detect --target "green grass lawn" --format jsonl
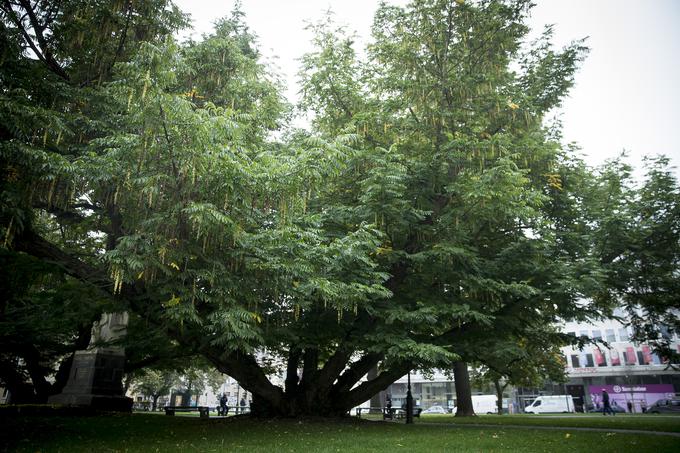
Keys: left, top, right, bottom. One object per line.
{"left": 419, "top": 413, "right": 680, "bottom": 433}
{"left": 1, "top": 413, "right": 678, "bottom": 453}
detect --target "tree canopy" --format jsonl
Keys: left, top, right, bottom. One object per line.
{"left": 1, "top": 0, "right": 678, "bottom": 415}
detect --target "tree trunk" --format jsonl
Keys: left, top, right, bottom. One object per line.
{"left": 152, "top": 394, "right": 159, "bottom": 411}
{"left": 206, "top": 347, "right": 407, "bottom": 418}
{"left": 454, "top": 361, "right": 475, "bottom": 417}
{"left": 0, "top": 360, "right": 37, "bottom": 403}
{"left": 493, "top": 379, "right": 504, "bottom": 415}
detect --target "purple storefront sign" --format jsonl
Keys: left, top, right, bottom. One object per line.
{"left": 588, "top": 384, "right": 675, "bottom": 413}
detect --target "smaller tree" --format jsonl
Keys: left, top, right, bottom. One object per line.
{"left": 131, "top": 369, "right": 178, "bottom": 411}
{"left": 591, "top": 156, "right": 680, "bottom": 365}
{"left": 174, "top": 365, "right": 225, "bottom": 407}
{"left": 473, "top": 330, "right": 568, "bottom": 415}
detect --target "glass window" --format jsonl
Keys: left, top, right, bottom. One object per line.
{"left": 605, "top": 329, "right": 616, "bottom": 342}
{"left": 570, "top": 355, "right": 580, "bottom": 367}
{"left": 584, "top": 354, "right": 595, "bottom": 367}
{"left": 579, "top": 330, "right": 589, "bottom": 338}
{"left": 592, "top": 330, "right": 602, "bottom": 341}
{"left": 618, "top": 328, "right": 629, "bottom": 342}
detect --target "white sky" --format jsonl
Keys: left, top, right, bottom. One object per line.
{"left": 174, "top": 0, "right": 680, "bottom": 175}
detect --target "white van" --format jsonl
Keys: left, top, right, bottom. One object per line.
{"left": 453, "top": 395, "right": 509, "bottom": 415}
{"left": 524, "top": 395, "right": 575, "bottom": 414}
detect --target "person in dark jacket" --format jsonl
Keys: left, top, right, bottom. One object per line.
{"left": 602, "top": 390, "right": 615, "bottom": 416}
{"left": 219, "top": 393, "right": 229, "bottom": 416}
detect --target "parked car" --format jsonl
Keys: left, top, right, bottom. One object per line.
{"left": 647, "top": 399, "right": 680, "bottom": 414}
{"left": 585, "top": 402, "right": 626, "bottom": 413}
{"left": 421, "top": 405, "right": 448, "bottom": 415}
{"left": 524, "top": 395, "right": 575, "bottom": 414}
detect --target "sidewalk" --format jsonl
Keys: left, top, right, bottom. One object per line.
{"left": 419, "top": 422, "right": 680, "bottom": 437}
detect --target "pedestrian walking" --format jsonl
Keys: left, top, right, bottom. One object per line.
{"left": 602, "top": 390, "right": 614, "bottom": 416}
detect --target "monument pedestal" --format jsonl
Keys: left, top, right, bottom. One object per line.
{"left": 48, "top": 313, "right": 132, "bottom": 412}
{"left": 48, "top": 348, "right": 132, "bottom": 411}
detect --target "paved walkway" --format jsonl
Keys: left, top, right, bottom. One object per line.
{"left": 418, "top": 422, "right": 680, "bottom": 437}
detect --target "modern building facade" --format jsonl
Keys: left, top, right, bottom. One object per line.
{"left": 381, "top": 316, "right": 680, "bottom": 413}
{"left": 560, "top": 317, "right": 679, "bottom": 413}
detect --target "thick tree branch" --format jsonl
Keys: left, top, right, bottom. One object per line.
{"left": 284, "top": 347, "right": 301, "bottom": 394}
{"left": 343, "top": 362, "right": 412, "bottom": 411}
{"left": 203, "top": 349, "right": 284, "bottom": 407}
{"left": 13, "top": 229, "right": 111, "bottom": 291}
{"left": 4, "top": 0, "right": 70, "bottom": 80}
{"left": 332, "top": 352, "right": 382, "bottom": 395}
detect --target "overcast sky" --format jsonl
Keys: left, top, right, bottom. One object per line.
{"left": 174, "top": 0, "right": 680, "bottom": 176}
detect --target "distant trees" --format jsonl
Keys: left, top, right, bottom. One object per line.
{"left": 131, "top": 369, "right": 178, "bottom": 411}
{"left": 130, "top": 364, "right": 224, "bottom": 409}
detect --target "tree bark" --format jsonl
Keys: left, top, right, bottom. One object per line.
{"left": 454, "top": 361, "right": 475, "bottom": 417}
{"left": 343, "top": 363, "right": 411, "bottom": 411}
{"left": 493, "top": 379, "right": 508, "bottom": 415}
{"left": 284, "top": 348, "right": 301, "bottom": 394}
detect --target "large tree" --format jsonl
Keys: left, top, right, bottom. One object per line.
{"left": 1, "top": 0, "right": 628, "bottom": 418}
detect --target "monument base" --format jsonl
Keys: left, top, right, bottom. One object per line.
{"left": 48, "top": 393, "right": 133, "bottom": 412}
{"left": 47, "top": 348, "right": 132, "bottom": 412}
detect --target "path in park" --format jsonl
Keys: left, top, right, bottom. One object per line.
{"left": 418, "top": 422, "right": 680, "bottom": 437}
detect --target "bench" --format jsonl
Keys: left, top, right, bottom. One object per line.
{"left": 394, "top": 407, "right": 422, "bottom": 419}
{"left": 217, "top": 405, "right": 251, "bottom": 416}
{"left": 164, "top": 406, "right": 210, "bottom": 419}
{"left": 355, "top": 407, "right": 422, "bottom": 420}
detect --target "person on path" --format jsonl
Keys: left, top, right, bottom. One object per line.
{"left": 219, "top": 393, "right": 228, "bottom": 416}
{"left": 602, "top": 390, "right": 615, "bottom": 416}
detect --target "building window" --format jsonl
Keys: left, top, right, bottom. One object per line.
{"left": 592, "top": 330, "right": 602, "bottom": 341}
{"left": 618, "top": 328, "right": 629, "bottom": 342}
{"left": 570, "top": 355, "right": 580, "bottom": 368}
{"left": 605, "top": 329, "right": 616, "bottom": 342}
{"left": 584, "top": 354, "right": 595, "bottom": 367}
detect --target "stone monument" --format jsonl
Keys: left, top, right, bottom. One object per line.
{"left": 48, "top": 312, "right": 133, "bottom": 411}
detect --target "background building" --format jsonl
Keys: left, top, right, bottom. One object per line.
{"left": 381, "top": 316, "right": 680, "bottom": 413}
{"left": 560, "top": 317, "right": 679, "bottom": 413}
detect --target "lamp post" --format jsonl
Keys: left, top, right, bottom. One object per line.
{"left": 406, "top": 370, "right": 414, "bottom": 424}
